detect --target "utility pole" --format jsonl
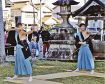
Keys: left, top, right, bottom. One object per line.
{"left": 0, "top": 0, "right": 6, "bottom": 63}
{"left": 40, "top": 0, "right": 42, "bottom": 28}
{"left": 31, "top": 0, "right": 35, "bottom": 25}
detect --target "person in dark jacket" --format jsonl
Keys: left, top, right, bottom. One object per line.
{"left": 39, "top": 26, "right": 51, "bottom": 58}
{"left": 6, "top": 27, "right": 16, "bottom": 56}
{"left": 28, "top": 27, "right": 39, "bottom": 43}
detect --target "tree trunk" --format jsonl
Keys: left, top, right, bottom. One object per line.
{"left": 0, "top": 0, "right": 6, "bottom": 63}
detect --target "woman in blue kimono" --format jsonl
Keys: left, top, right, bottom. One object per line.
{"left": 74, "top": 23, "right": 94, "bottom": 74}
{"left": 8, "top": 23, "right": 34, "bottom": 82}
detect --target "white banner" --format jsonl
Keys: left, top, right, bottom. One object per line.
{"left": 0, "top": 0, "right": 5, "bottom": 63}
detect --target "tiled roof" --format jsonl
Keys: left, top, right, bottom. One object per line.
{"left": 11, "top": 2, "right": 26, "bottom": 10}
{"left": 11, "top": 0, "right": 29, "bottom": 2}
{"left": 73, "top": 0, "right": 105, "bottom": 16}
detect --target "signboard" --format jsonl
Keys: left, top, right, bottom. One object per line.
{"left": 0, "top": 0, "right": 5, "bottom": 63}
{"left": 88, "top": 20, "right": 104, "bottom": 29}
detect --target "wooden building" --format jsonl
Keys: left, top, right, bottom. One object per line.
{"left": 73, "top": 0, "right": 105, "bottom": 59}
{"left": 73, "top": 0, "right": 105, "bottom": 41}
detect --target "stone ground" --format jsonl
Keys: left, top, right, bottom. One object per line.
{"left": 4, "top": 71, "right": 105, "bottom": 84}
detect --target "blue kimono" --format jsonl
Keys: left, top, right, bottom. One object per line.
{"left": 14, "top": 32, "right": 32, "bottom": 75}
{"left": 74, "top": 32, "right": 94, "bottom": 70}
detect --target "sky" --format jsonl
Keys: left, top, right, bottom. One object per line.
{"left": 2, "top": 0, "right": 87, "bottom": 10}
{"left": 9, "top": 0, "right": 87, "bottom": 7}
{"left": 9, "top": 0, "right": 105, "bottom": 6}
